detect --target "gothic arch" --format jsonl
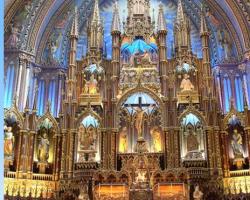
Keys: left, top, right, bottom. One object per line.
{"left": 116, "top": 86, "right": 164, "bottom": 128}
{"left": 222, "top": 106, "right": 245, "bottom": 130}
{"left": 76, "top": 109, "right": 102, "bottom": 128}
{"left": 36, "top": 109, "right": 59, "bottom": 133}
{"left": 178, "top": 105, "right": 207, "bottom": 127}
{"left": 4, "top": 103, "right": 24, "bottom": 129}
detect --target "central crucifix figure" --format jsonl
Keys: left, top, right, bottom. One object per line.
{"left": 124, "top": 96, "right": 155, "bottom": 139}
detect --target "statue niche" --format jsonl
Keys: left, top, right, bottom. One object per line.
{"left": 176, "top": 61, "right": 199, "bottom": 104}
{"left": 77, "top": 115, "right": 100, "bottom": 162}
{"left": 227, "top": 115, "right": 248, "bottom": 170}
{"left": 180, "top": 113, "right": 206, "bottom": 161}
{"left": 118, "top": 92, "right": 162, "bottom": 153}
{"left": 36, "top": 118, "right": 55, "bottom": 174}
{"left": 80, "top": 63, "right": 104, "bottom": 106}
{"left": 4, "top": 112, "right": 21, "bottom": 170}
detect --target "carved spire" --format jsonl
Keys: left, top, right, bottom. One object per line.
{"left": 157, "top": 3, "right": 167, "bottom": 32}
{"left": 176, "top": 0, "right": 185, "bottom": 24}
{"left": 70, "top": 7, "right": 79, "bottom": 38}
{"left": 200, "top": 6, "right": 208, "bottom": 34}
{"left": 92, "top": 0, "right": 101, "bottom": 26}
{"left": 111, "top": 0, "right": 121, "bottom": 32}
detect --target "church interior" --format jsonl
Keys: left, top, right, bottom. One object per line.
{"left": 3, "top": 0, "right": 250, "bottom": 199}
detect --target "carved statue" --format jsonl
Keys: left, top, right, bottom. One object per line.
{"left": 4, "top": 126, "right": 14, "bottom": 158}
{"left": 193, "top": 185, "right": 203, "bottom": 200}
{"left": 150, "top": 127, "right": 162, "bottom": 152}
{"left": 38, "top": 130, "right": 50, "bottom": 162}
{"left": 87, "top": 74, "right": 99, "bottom": 94}
{"left": 141, "top": 51, "right": 151, "bottom": 65}
{"left": 80, "top": 126, "right": 96, "bottom": 150}
{"left": 187, "top": 131, "right": 199, "bottom": 152}
{"left": 78, "top": 185, "right": 89, "bottom": 200}
{"left": 180, "top": 73, "right": 194, "bottom": 92}
{"left": 119, "top": 127, "right": 128, "bottom": 153}
{"left": 231, "top": 129, "right": 244, "bottom": 158}
{"left": 5, "top": 24, "right": 19, "bottom": 48}
{"left": 135, "top": 107, "right": 145, "bottom": 139}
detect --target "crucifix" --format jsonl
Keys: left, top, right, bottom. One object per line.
{"left": 123, "top": 96, "right": 155, "bottom": 139}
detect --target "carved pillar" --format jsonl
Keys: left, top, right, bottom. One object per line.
{"left": 173, "top": 127, "right": 180, "bottom": 167}
{"left": 111, "top": 130, "right": 117, "bottom": 170}
{"left": 244, "top": 127, "right": 250, "bottom": 170}
{"left": 206, "top": 127, "right": 214, "bottom": 175}
{"left": 27, "top": 130, "right": 36, "bottom": 179}
{"left": 166, "top": 128, "right": 174, "bottom": 168}
{"left": 214, "top": 127, "right": 223, "bottom": 175}
{"left": 221, "top": 130, "right": 230, "bottom": 177}
{"left": 52, "top": 131, "right": 61, "bottom": 181}
{"left": 68, "top": 129, "right": 76, "bottom": 178}
{"left": 16, "top": 130, "right": 24, "bottom": 178}
{"left": 60, "top": 131, "right": 66, "bottom": 178}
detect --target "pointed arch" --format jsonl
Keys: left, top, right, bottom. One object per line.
{"left": 178, "top": 105, "right": 207, "bottom": 127}
{"left": 37, "top": 110, "right": 59, "bottom": 132}
{"left": 4, "top": 105, "right": 24, "bottom": 129}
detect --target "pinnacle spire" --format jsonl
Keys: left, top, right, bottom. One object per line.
{"left": 70, "top": 7, "right": 79, "bottom": 37}
{"left": 176, "top": 0, "right": 185, "bottom": 23}
{"left": 92, "top": 0, "right": 101, "bottom": 25}
{"left": 200, "top": 6, "right": 208, "bottom": 34}
{"left": 157, "top": 3, "right": 167, "bottom": 32}
{"left": 111, "top": 0, "right": 121, "bottom": 32}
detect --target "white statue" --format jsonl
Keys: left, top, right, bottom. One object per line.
{"left": 180, "top": 74, "right": 194, "bottom": 92}
{"left": 231, "top": 129, "right": 244, "bottom": 158}
{"left": 193, "top": 185, "right": 203, "bottom": 200}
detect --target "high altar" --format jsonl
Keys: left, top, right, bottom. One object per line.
{"left": 3, "top": 0, "right": 250, "bottom": 199}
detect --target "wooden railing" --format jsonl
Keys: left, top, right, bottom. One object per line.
{"left": 229, "top": 170, "right": 250, "bottom": 177}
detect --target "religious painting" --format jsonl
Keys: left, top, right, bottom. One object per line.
{"left": 4, "top": 0, "right": 32, "bottom": 48}
{"left": 77, "top": 115, "right": 100, "bottom": 162}
{"left": 180, "top": 113, "right": 206, "bottom": 161}
{"left": 119, "top": 92, "right": 162, "bottom": 153}
{"left": 227, "top": 115, "right": 248, "bottom": 170}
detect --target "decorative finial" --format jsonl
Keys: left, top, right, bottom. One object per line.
{"left": 111, "top": 0, "right": 121, "bottom": 32}
{"left": 70, "top": 6, "right": 79, "bottom": 37}
{"left": 157, "top": 2, "right": 167, "bottom": 32}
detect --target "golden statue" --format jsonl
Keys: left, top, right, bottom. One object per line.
{"left": 150, "top": 127, "right": 162, "bottom": 152}
{"left": 119, "top": 127, "right": 128, "bottom": 153}
{"left": 180, "top": 73, "right": 194, "bottom": 92}
{"left": 4, "top": 126, "right": 14, "bottom": 158}
{"left": 135, "top": 107, "right": 145, "bottom": 139}
{"left": 38, "top": 130, "right": 50, "bottom": 162}
{"left": 231, "top": 129, "right": 244, "bottom": 158}
{"left": 84, "top": 74, "right": 99, "bottom": 94}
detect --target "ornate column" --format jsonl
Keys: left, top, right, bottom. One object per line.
{"left": 214, "top": 127, "right": 223, "bottom": 175}
{"left": 27, "top": 130, "right": 36, "bottom": 179}
{"left": 244, "top": 127, "right": 250, "bottom": 170}
{"left": 16, "top": 129, "right": 24, "bottom": 178}
{"left": 60, "top": 130, "right": 66, "bottom": 178}
{"left": 221, "top": 130, "right": 230, "bottom": 177}
{"left": 206, "top": 127, "right": 215, "bottom": 175}
{"left": 173, "top": 127, "right": 180, "bottom": 167}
